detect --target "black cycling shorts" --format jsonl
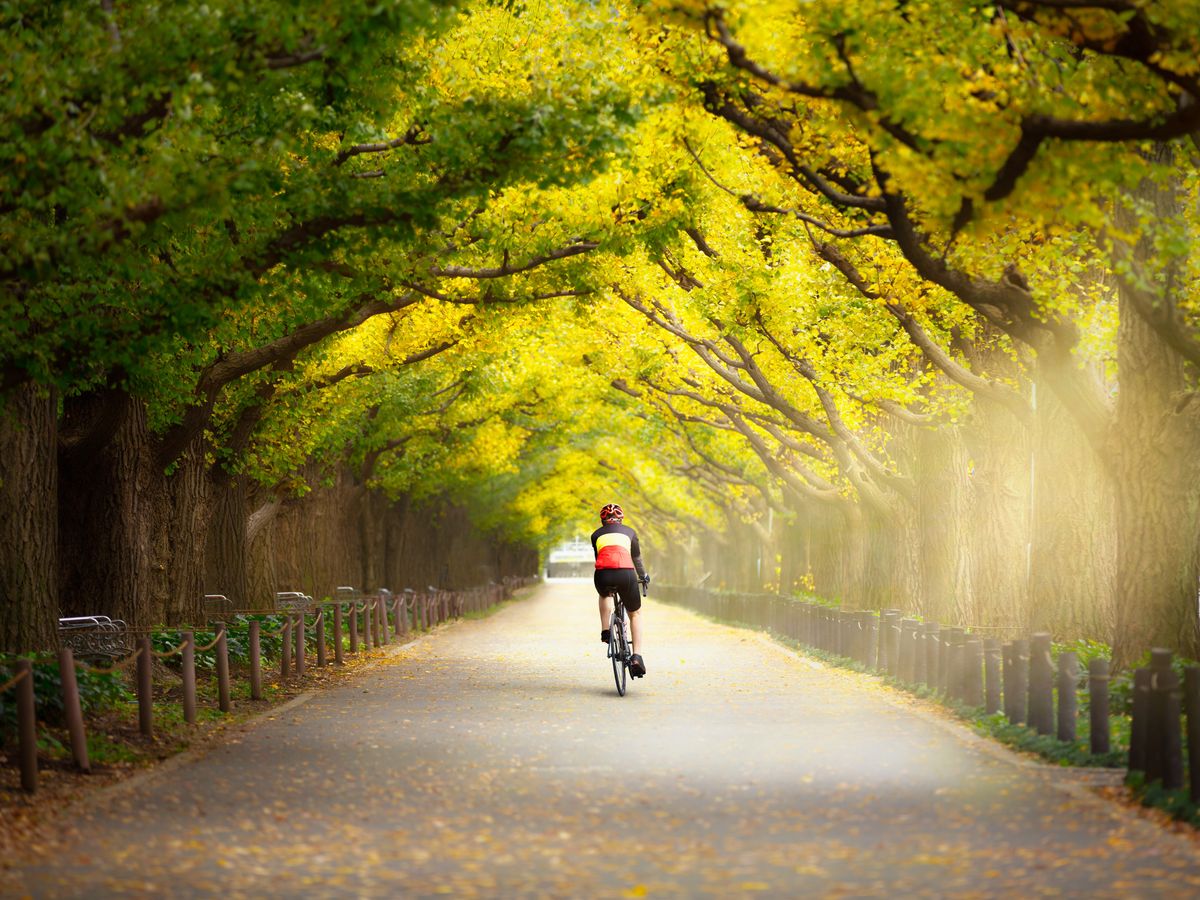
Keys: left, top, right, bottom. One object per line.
{"left": 594, "top": 568, "right": 642, "bottom": 612}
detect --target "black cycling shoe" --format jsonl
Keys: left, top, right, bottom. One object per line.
{"left": 601, "top": 629, "right": 611, "bottom": 643}
{"left": 629, "top": 654, "right": 646, "bottom": 677}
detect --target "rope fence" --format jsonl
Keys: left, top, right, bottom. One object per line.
{"left": 657, "top": 584, "right": 1200, "bottom": 807}
{"left": 1, "top": 576, "right": 535, "bottom": 794}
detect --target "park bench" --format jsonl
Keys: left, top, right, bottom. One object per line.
{"left": 204, "top": 594, "right": 233, "bottom": 620}
{"left": 58, "top": 615, "right": 131, "bottom": 660}
{"left": 275, "top": 591, "right": 314, "bottom": 612}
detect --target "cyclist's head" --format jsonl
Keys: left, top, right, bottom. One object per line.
{"left": 599, "top": 503, "right": 624, "bottom": 524}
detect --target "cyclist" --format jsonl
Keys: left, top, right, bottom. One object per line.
{"left": 591, "top": 503, "right": 649, "bottom": 677}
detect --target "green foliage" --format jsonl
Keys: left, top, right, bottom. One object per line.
{"left": 0, "top": 655, "right": 132, "bottom": 741}
{"left": 971, "top": 711, "right": 1126, "bottom": 769}
{"left": 1127, "top": 771, "right": 1200, "bottom": 829}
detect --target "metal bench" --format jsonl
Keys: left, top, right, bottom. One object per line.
{"left": 58, "top": 615, "right": 131, "bottom": 660}
{"left": 275, "top": 591, "right": 314, "bottom": 612}
{"left": 204, "top": 594, "right": 233, "bottom": 620}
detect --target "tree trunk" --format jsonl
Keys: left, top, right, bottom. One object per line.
{"left": 164, "top": 440, "right": 213, "bottom": 623}
{"left": 961, "top": 339, "right": 1032, "bottom": 632}
{"left": 58, "top": 390, "right": 210, "bottom": 627}
{"left": 913, "top": 423, "right": 971, "bottom": 624}
{"left": 1112, "top": 277, "right": 1200, "bottom": 663}
{"left": 205, "top": 476, "right": 251, "bottom": 607}
{"left": 59, "top": 392, "right": 163, "bottom": 624}
{"left": 1029, "top": 379, "right": 1117, "bottom": 641}
{"left": 0, "top": 384, "right": 60, "bottom": 652}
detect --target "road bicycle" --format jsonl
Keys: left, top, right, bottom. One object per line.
{"left": 604, "top": 578, "right": 647, "bottom": 697}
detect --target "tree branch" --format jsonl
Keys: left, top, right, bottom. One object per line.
{"left": 430, "top": 240, "right": 598, "bottom": 279}
{"left": 334, "top": 125, "right": 431, "bottom": 166}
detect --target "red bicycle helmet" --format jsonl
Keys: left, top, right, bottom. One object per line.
{"left": 599, "top": 503, "right": 623, "bottom": 523}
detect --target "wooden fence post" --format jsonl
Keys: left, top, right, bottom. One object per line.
{"left": 866, "top": 613, "right": 879, "bottom": 670}
{"left": 58, "top": 647, "right": 90, "bottom": 773}
{"left": 362, "top": 599, "right": 373, "bottom": 650}
{"left": 16, "top": 659, "right": 38, "bottom": 793}
{"left": 1009, "top": 639, "right": 1029, "bottom": 725}
{"left": 249, "top": 621, "right": 263, "bottom": 701}
{"left": 849, "top": 611, "right": 864, "bottom": 665}
{"left": 1129, "top": 668, "right": 1150, "bottom": 774}
{"left": 1089, "top": 658, "right": 1110, "bottom": 755}
{"left": 924, "top": 624, "right": 940, "bottom": 688}
{"left": 137, "top": 635, "right": 153, "bottom": 737}
{"left": 348, "top": 603, "right": 359, "bottom": 654}
{"left": 281, "top": 616, "right": 292, "bottom": 680}
{"left": 216, "top": 628, "right": 231, "bottom": 713}
{"left": 913, "top": 623, "right": 928, "bottom": 686}
{"left": 936, "top": 627, "right": 953, "bottom": 695}
{"left": 1146, "top": 648, "right": 1183, "bottom": 789}
{"left": 984, "top": 639, "right": 1002, "bottom": 715}
{"left": 898, "top": 619, "right": 917, "bottom": 684}
{"left": 1027, "top": 633, "right": 1054, "bottom": 735}
{"left": 1056, "top": 650, "right": 1078, "bottom": 743}
{"left": 882, "top": 610, "right": 901, "bottom": 677}
{"left": 380, "top": 597, "right": 390, "bottom": 645}
{"left": 316, "top": 608, "right": 327, "bottom": 667}
{"left": 964, "top": 638, "right": 984, "bottom": 707}
{"left": 1002, "top": 642, "right": 1015, "bottom": 719}
{"left": 1185, "top": 667, "right": 1200, "bottom": 803}
{"left": 945, "top": 628, "right": 964, "bottom": 700}
{"left": 334, "top": 604, "right": 345, "bottom": 665}
{"left": 295, "top": 613, "right": 306, "bottom": 678}
{"left": 182, "top": 630, "right": 197, "bottom": 723}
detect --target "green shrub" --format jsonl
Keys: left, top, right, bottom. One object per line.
{"left": 0, "top": 654, "right": 131, "bottom": 741}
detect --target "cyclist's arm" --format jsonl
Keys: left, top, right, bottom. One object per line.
{"left": 630, "top": 533, "right": 647, "bottom": 582}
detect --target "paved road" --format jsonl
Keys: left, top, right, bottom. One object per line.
{"left": 9, "top": 582, "right": 1200, "bottom": 897}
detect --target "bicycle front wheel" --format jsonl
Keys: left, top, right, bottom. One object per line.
{"left": 610, "top": 625, "right": 627, "bottom": 696}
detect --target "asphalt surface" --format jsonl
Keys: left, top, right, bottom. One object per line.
{"left": 8, "top": 581, "right": 1200, "bottom": 898}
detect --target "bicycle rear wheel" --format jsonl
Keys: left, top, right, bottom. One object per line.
{"left": 610, "top": 614, "right": 627, "bottom": 696}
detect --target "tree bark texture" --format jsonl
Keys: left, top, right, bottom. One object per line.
{"left": 58, "top": 391, "right": 213, "bottom": 626}
{"left": 1028, "top": 378, "right": 1117, "bottom": 641}
{"left": 1112, "top": 281, "right": 1200, "bottom": 663}
{"left": 0, "top": 385, "right": 60, "bottom": 652}
{"left": 962, "top": 340, "right": 1032, "bottom": 633}
{"left": 912, "top": 423, "right": 971, "bottom": 624}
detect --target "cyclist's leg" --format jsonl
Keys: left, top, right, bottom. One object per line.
{"left": 599, "top": 593, "right": 613, "bottom": 631}
{"left": 619, "top": 569, "right": 645, "bottom": 671}
{"left": 594, "top": 570, "right": 615, "bottom": 638}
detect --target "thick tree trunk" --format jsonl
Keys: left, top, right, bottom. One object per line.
{"left": 205, "top": 476, "right": 251, "bottom": 607}
{"left": 1112, "top": 291, "right": 1200, "bottom": 664}
{"left": 961, "top": 340, "right": 1032, "bottom": 633}
{"left": 0, "top": 384, "right": 60, "bottom": 652}
{"left": 59, "top": 392, "right": 163, "bottom": 624}
{"left": 1028, "top": 379, "right": 1117, "bottom": 641}
{"left": 913, "top": 423, "right": 971, "bottom": 624}
{"left": 245, "top": 493, "right": 283, "bottom": 608}
{"left": 164, "top": 441, "right": 213, "bottom": 623}
{"left": 58, "top": 390, "right": 211, "bottom": 627}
